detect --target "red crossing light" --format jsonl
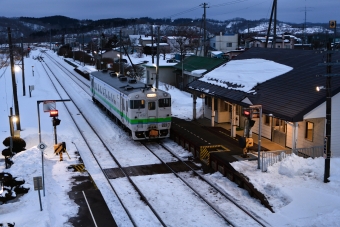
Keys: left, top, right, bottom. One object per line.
{"left": 243, "top": 108, "right": 251, "bottom": 117}
{"left": 50, "top": 110, "right": 59, "bottom": 117}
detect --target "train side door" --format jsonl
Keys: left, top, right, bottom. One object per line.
{"left": 120, "top": 94, "right": 125, "bottom": 123}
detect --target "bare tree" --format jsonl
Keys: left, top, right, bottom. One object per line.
{"left": 159, "top": 45, "right": 170, "bottom": 60}
{"left": 168, "top": 25, "right": 200, "bottom": 60}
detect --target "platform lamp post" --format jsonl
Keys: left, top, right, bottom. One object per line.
{"left": 250, "top": 105, "right": 262, "bottom": 170}
{"left": 8, "top": 27, "right": 21, "bottom": 130}
{"left": 8, "top": 108, "right": 18, "bottom": 138}
{"left": 317, "top": 39, "right": 340, "bottom": 183}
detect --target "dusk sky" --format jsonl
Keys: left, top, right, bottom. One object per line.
{"left": 1, "top": 0, "right": 339, "bottom": 24}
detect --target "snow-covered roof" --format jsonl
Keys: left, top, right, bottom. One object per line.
{"left": 199, "top": 59, "right": 293, "bottom": 92}
{"left": 211, "top": 51, "right": 223, "bottom": 55}
{"left": 191, "top": 69, "right": 207, "bottom": 77}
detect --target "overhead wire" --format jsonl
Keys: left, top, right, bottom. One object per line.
{"left": 211, "top": 0, "right": 271, "bottom": 18}
{"left": 168, "top": 6, "right": 202, "bottom": 19}
{"left": 166, "top": 0, "right": 273, "bottom": 22}
{"left": 167, "top": 0, "right": 250, "bottom": 19}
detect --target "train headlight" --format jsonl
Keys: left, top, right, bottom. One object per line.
{"left": 163, "top": 93, "right": 168, "bottom": 97}
{"left": 135, "top": 95, "right": 139, "bottom": 98}
{"left": 147, "top": 93, "right": 157, "bottom": 98}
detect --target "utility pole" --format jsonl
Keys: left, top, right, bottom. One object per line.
{"left": 265, "top": 0, "right": 277, "bottom": 48}
{"left": 151, "top": 25, "right": 154, "bottom": 64}
{"left": 323, "top": 42, "right": 332, "bottom": 183}
{"left": 50, "top": 28, "right": 52, "bottom": 50}
{"left": 119, "top": 29, "right": 122, "bottom": 74}
{"left": 8, "top": 27, "right": 21, "bottom": 130}
{"left": 201, "top": 3, "right": 209, "bottom": 56}
{"left": 317, "top": 37, "right": 340, "bottom": 183}
{"left": 155, "top": 25, "right": 160, "bottom": 89}
{"left": 82, "top": 34, "right": 85, "bottom": 66}
{"left": 21, "top": 34, "right": 26, "bottom": 96}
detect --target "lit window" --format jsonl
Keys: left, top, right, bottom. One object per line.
{"left": 305, "top": 121, "right": 314, "bottom": 141}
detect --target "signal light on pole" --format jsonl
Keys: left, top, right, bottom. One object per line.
{"left": 52, "top": 118, "right": 61, "bottom": 126}
{"left": 329, "top": 20, "right": 336, "bottom": 29}
{"left": 50, "top": 110, "right": 58, "bottom": 117}
{"left": 243, "top": 110, "right": 251, "bottom": 117}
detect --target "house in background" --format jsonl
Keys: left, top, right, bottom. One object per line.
{"left": 209, "top": 33, "right": 239, "bottom": 53}
{"left": 142, "top": 58, "right": 178, "bottom": 86}
{"left": 245, "top": 34, "right": 301, "bottom": 49}
{"left": 186, "top": 47, "right": 340, "bottom": 157}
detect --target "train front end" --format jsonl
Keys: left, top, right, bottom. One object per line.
{"left": 129, "top": 87, "right": 171, "bottom": 140}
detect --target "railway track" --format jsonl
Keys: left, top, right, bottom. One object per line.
{"left": 41, "top": 51, "right": 254, "bottom": 226}
{"left": 40, "top": 51, "right": 165, "bottom": 226}
{"left": 142, "top": 141, "right": 269, "bottom": 227}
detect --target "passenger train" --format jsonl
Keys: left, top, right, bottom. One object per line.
{"left": 90, "top": 70, "right": 171, "bottom": 140}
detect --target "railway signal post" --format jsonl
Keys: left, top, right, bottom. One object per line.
{"left": 49, "top": 110, "right": 61, "bottom": 144}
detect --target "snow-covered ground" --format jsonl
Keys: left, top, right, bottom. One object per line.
{"left": 1, "top": 47, "right": 340, "bottom": 227}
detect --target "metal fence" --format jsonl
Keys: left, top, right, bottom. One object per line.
{"left": 261, "top": 146, "right": 323, "bottom": 172}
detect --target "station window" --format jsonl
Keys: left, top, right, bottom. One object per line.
{"left": 159, "top": 98, "right": 171, "bottom": 107}
{"left": 205, "top": 96, "right": 211, "bottom": 108}
{"left": 305, "top": 121, "right": 314, "bottom": 141}
{"left": 220, "top": 101, "right": 228, "bottom": 112}
{"left": 130, "top": 100, "right": 145, "bottom": 109}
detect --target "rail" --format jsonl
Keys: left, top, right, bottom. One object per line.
{"left": 261, "top": 146, "right": 323, "bottom": 172}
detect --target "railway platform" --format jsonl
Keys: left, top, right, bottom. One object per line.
{"left": 67, "top": 175, "right": 117, "bottom": 227}
{"left": 171, "top": 117, "right": 285, "bottom": 164}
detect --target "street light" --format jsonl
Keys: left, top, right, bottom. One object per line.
{"left": 316, "top": 86, "right": 325, "bottom": 91}
{"left": 8, "top": 27, "right": 21, "bottom": 130}
{"left": 8, "top": 114, "right": 18, "bottom": 137}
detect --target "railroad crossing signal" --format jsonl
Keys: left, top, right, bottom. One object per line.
{"left": 329, "top": 20, "right": 336, "bottom": 29}
{"left": 49, "top": 110, "right": 58, "bottom": 117}
{"left": 52, "top": 118, "right": 61, "bottom": 126}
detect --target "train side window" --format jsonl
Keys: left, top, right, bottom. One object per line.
{"left": 148, "top": 102, "right": 156, "bottom": 110}
{"left": 159, "top": 98, "right": 171, "bottom": 107}
{"left": 130, "top": 100, "right": 145, "bottom": 109}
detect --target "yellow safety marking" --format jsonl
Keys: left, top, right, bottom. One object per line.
{"left": 200, "top": 145, "right": 230, "bottom": 165}
{"left": 89, "top": 175, "right": 98, "bottom": 190}
{"left": 54, "top": 143, "right": 63, "bottom": 154}
{"left": 72, "top": 164, "right": 85, "bottom": 172}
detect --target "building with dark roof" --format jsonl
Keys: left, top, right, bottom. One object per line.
{"left": 186, "top": 47, "right": 340, "bottom": 156}
{"left": 173, "top": 55, "right": 227, "bottom": 90}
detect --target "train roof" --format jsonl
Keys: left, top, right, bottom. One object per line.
{"left": 91, "top": 70, "right": 160, "bottom": 95}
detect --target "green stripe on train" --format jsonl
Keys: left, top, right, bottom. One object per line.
{"left": 92, "top": 91, "right": 171, "bottom": 124}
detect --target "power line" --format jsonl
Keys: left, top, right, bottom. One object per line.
{"left": 212, "top": 0, "right": 271, "bottom": 18}
{"left": 167, "top": 0, "right": 252, "bottom": 20}
{"left": 168, "top": 6, "right": 202, "bottom": 19}
{"left": 209, "top": 0, "right": 249, "bottom": 8}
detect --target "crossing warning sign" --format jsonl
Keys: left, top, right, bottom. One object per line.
{"left": 43, "top": 101, "right": 56, "bottom": 112}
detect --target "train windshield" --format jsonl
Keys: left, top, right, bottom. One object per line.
{"left": 159, "top": 98, "right": 171, "bottom": 107}
{"left": 148, "top": 102, "right": 156, "bottom": 110}
{"left": 130, "top": 100, "right": 145, "bottom": 109}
